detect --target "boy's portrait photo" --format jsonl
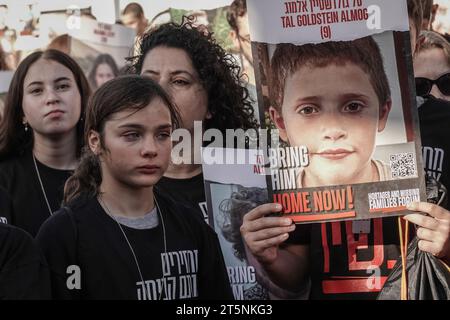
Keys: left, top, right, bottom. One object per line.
{"left": 255, "top": 32, "right": 419, "bottom": 189}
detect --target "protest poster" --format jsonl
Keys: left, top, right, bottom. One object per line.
{"left": 39, "top": 13, "right": 135, "bottom": 90}
{"left": 68, "top": 19, "right": 135, "bottom": 90}
{"left": 202, "top": 147, "right": 309, "bottom": 299}
{"left": 248, "top": 0, "right": 426, "bottom": 223}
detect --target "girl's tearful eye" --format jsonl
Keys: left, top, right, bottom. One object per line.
{"left": 123, "top": 132, "right": 141, "bottom": 141}
{"left": 156, "top": 132, "right": 171, "bottom": 141}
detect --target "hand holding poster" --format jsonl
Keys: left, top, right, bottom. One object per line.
{"left": 248, "top": 0, "right": 426, "bottom": 223}
{"left": 202, "top": 147, "right": 310, "bottom": 300}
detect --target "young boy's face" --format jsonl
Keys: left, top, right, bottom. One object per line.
{"left": 270, "top": 63, "right": 391, "bottom": 187}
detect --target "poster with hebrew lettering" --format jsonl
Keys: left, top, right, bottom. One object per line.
{"left": 39, "top": 14, "right": 135, "bottom": 91}
{"left": 68, "top": 19, "right": 135, "bottom": 91}
{"left": 247, "top": 0, "right": 426, "bottom": 223}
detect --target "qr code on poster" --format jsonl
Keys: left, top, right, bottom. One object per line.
{"left": 389, "top": 153, "right": 417, "bottom": 179}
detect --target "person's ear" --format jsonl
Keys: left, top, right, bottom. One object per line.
{"left": 378, "top": 99, "right": 392, "bottom": 132}
{"left": 269, "top": 106, "right": 288, "bottom": 142}
{"left": 88, "top": 130, "right": 101, "bottom": 155}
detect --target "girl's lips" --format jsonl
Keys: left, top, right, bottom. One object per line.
{"left": 138, "top": 165, "right": 160, "bottom": 169}
{"left": 45, "top": 110, "right": 65, "bottom": 118}
{"left": 136, "top": 165, "right": 160, "bottom": 174}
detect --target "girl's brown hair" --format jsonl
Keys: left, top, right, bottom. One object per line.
{"left": 63, "top": 75, "right": 180, "bottom": 204}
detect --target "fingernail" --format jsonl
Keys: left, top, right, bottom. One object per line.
{"left": 283, "top": 219, "right": 292, "bottom": 226}
{"left": 275, "top": 204, "right": 283, "bottom": 210}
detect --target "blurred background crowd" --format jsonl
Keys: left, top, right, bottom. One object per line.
{"left": 0, "top": 0, "right": 256, "bottom": 116}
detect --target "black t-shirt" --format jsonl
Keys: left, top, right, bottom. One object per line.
{"left": 0, "top": 149, "right": 72, "bottom": 236}
{"left": 0, "top": 223, "right": 51, "bottom": 299}
{"left": 287, "top": 217, "right": 407, "bottom": 300}
{"left": 157, "top": 173, "right": 208, "bottom": 223}
{"left": 419, "top": 97, "right": 450, "bottom": 200}
{"left": 0, "top": 186, "right": 13, "bottom": 225}
{"left": 36, "top": 192, "right": 233, "bottom": 300}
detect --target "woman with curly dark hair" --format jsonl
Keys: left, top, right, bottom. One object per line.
{"left": 129, "top": 17, "right": 258, "bottom": 222}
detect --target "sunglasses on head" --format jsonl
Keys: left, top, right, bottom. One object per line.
{"left": 415, "top": 73, "right": 450, "bottom": 97}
